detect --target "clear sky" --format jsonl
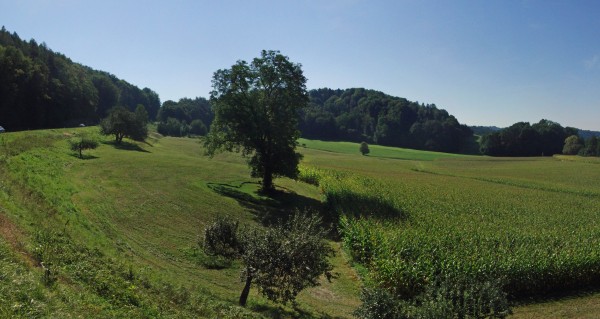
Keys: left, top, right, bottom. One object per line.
{"left": 1, "top": 0, "right": 599, "bottom": 130}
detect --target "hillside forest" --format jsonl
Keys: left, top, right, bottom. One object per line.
{"left": 1, "top": 26, "right": 599, "bottom": 157}
{"left": 0, "top": 27, "right": 160, "bottom": 131}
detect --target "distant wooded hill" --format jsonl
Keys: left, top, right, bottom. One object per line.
{"left": 470, "top": 126, "right": 501, "bottom": 136}
{"left": 578, "top": 129, "right": 600, "bottom": 139}
{"left": 0, "top": 27, "right": 160, "bottom": 131}
{"left": 299, "top": 88, "right": 473, "bottom": 153}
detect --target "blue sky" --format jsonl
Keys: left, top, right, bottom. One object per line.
{"left": 1, "top": 0, "right": 599, "bottom": 130}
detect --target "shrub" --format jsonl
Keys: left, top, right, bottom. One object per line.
{"left": 202, "top": 217, "right": 244, "bottom": 259}
{"left": 360, "top": 141, "right": 370, "bottom": 155}
{"left": 68, "top": 137, "right": 98, "bottom": 158}
{"left": 189, "top": 119, "right": 207, "bottom": 136}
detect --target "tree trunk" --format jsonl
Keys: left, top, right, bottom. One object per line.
{"left": 261, "top": 172, "right": 273, "bottom": 193}
{"left": 239, "top": 273, "right": 252, "bottom": 307}
{"left": 261, "top": 158, "right": 274, "bottom": 193}
{"left": 78, "top": 147, "right": 82, "bottom": 159}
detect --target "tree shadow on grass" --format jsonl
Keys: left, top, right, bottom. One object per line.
{"left": 512, "top": 283, "right": 600, "bottom": 307}
{"left": 250, "top": 303, "right": 342, "bottom": 319}
{"left": 103, "top": 140, "right": 150, "bottom": 153}
{"left": 206, "top": 181, "right": 338, "bottom": 235}
{"left": 68, "top": 153, "right": 99, "bottom": 160}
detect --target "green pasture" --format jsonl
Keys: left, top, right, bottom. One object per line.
{"left": 0, "top": 130, "right": 599, "bottom": 318}
{"left": 298, "top": 138, "right": 467, "bottom": 161}
{"left": 0, "top": 128, "right": 360, "bottom": 318}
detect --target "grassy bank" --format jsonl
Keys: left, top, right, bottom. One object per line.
{"left": 0, "top": 128, "right": 360, "bottom": 318}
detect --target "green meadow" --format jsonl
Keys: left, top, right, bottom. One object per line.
{"left": 0, "top": 130, "right": 598, "bottom": 318}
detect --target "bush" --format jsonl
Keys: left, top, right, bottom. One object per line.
{"left": 354, "top": 288, "right": 402, "bottom": 319}
{"left": 202, "top": 217, "right": 244, "bottom": 260}
{"left": 189, "top": 119, "right": 207, "bottom": 136}
{"left": 360, "top": 141, "right": 370, "bottom": 155}
{"left": 68, "top": 137, "right": 98, "bottom": 158}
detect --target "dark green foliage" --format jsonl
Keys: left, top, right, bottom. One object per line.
{"left": 299, "top": 88, "right": 473, "bottom": 153}
{"left": 480, "top": 119, "right": 577, "bottom": 156}
{"left": 68, "top": 136, "right": 99, "bottom": 158}
{"left": 355, "top": 275, "right": 511, "bottom": 319}
{"left": 189, "top": 119, "right": 207, "bottom": 135}
{"left": 354, "top": 288, "right": 400, "bottom": 319}
{"left": 581, "top": 135, "right": 599, "bottom": 156}
{"left": 100, "top": 106, "right": 148, "bottom": 143}
{"left": 360, "top": 141, "right": 370, "bottom": 155}
{"left": 0, "top": 27, "right": 160, "bottom": 131}
{"left": 202, "top": 212, "right": 334, "bottom": 307}
{"left": 418, "top": 274, "right": 511, "bottom": 319}
{"left": 157, "top": 97, "right": 213, "bottom": 137}
{"left": 470, "top": 126, "right": 502, "bottom": 136}
{"left": 202, "top": 217, "right": 244, "bottom": 259}
{"left": 562, "top": 135, "right": 584, "bottom": 155}
{"left": 157, "top": 117, "right": 186, "bottom": 137}
{"left": 205, "top": 50, "right": 308, "bottom": 192}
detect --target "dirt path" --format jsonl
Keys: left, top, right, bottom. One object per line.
{"left": 0, "top": 211, "right": 36, "bottom": 267}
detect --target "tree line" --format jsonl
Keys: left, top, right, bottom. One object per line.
{"left": 299, "top": 88, "right": 473, "bottom": 153}
{"left": 0, "top": 26, "right": 160, "bottom": 131}
{"left": 563, "top": 135, "right": 600, "bottom": 156}
{"left": 479, "top": 120, "right": 578, "bottom": 156}
{"left": 156, "top": 97, "right": 213, "bottom": 137}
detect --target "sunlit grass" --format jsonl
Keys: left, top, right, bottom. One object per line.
{"left": 0, "top": 127, "right": 361, "bottom": 318}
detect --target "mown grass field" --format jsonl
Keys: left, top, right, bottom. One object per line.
{"left": 0, "top": 129, "right": 360, "bottom": 318}
{"left": 0, "top": 130, "right": 598, "bottom": 318}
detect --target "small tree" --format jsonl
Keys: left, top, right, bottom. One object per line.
{"left": 562, "top": 135, "right": 583, "bottom": 155}
{"left": 360, "top": 141, "right": 370, "bottom": 155}
{"left": 202, "top": 212, "right": 334, "bottom": 307}
{"left": 100, "top": 106, "right": 148, "bottom": 143}
{"left": 69, "top": 137, "right": 98, "bottom": 159}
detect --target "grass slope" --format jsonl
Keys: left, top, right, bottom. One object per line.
{"left": 0, "top": 128, "right": 360, "bottom": 318}
{"left": 1, "top": 130, "right": 598, "bottom": 318}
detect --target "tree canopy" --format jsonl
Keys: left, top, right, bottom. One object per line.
{"left": 562, "top": 135, "right": 584, "bottom": 155}
{"left": 360, "top": 141, "right": 370, "bottom": 155}
{"left": 100, "top": 106, "right": 148, "bottom": 143}
{"left": 0, "top": 27, "right": 160, "bottom": 131}
{"left": 205, "top": 50, "right": 308, "bottom": 192}
{"left": 299, "top": 88, "right": 473, "bottom": 153}
{"left": 157, "top": 97, "right": 213, "bottom": 137}
{"left": 480, "top": 119, "right": 577, "bottom": 156}
{"left": 68, "top": 136, "right": 99, "bottom": 159}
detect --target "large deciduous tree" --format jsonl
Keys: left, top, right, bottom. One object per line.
{"left": 100, "top": 106, "right": 147, "bottom": 143}
{"left": 205, "top": 50, "right": 309, "bottom": 192}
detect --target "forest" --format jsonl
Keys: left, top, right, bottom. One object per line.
{"left": 1, "top": 26, "right": 598, "bottom": 158}
{"left": 299, "top": 88, "right": 474, "bottom": 153}
{"left": 0, "top": 27, "right": 160, "bottom": 131}
{"left": 478, "top": 120, "right": 576, "bottom": 156}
